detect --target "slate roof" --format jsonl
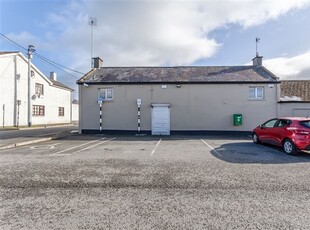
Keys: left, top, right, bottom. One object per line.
{"left": 77, "top": 66, "right": 279, "bottom": 84}
{"left": 280, "top": 80, "right": 310, "bottom": 102}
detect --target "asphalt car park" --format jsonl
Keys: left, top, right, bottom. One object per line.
{"left": 1, "top": 134, "right": 310, "bottom": 229}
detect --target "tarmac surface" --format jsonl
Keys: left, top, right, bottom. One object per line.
{"left": 1, "top": 133, "right": 310, "bottom": 229}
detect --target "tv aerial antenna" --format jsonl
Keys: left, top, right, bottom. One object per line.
{"left": 255, "top": 37, "right": 260, "bottom": 57}
{"left": 88, "top": 16, "right": 97, "bottom": 68}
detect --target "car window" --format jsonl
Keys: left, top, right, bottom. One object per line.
{"left": 263, "top": 119, "right": 278, "bottom": 128}
{"left": 277, "top": 119, "right": 290, "bottom": 127}
{"left": 300, "top": 120, "right": 310, "bottom": 128}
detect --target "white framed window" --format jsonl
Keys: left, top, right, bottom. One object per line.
{"left": 249, "top": 86, "right": 264, "bottom": 100}
{"left": 98, "top": 88, "right": 113, "bottom": 101}
{"left": 35, "top": 83, "right": 44, "bottom": 95}
{"left": 58, "top": 107, "right": 64, "bottom": 116}
{"left": 32, "top": 105, "right": 45, "bottom": 116}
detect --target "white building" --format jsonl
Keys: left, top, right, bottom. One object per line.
{"left": 0, "top": 52, "right": 74, "bottom": 127}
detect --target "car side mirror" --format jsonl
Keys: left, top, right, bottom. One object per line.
{"left": 259, "top": 124, "right": 264, "bottom": 129}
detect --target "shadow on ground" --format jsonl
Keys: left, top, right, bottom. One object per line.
{"left": 211, "top": 141, "right": 310, "bottom": 164}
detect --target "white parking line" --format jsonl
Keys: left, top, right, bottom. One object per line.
{"left": 31, "top": 143, "right": 62, "bottom": 150}
{"left": 151, "top": 138, "right": 162, "bottom": 156}
{"left": 50, "top": 137, "right": 106, "bottom": 156}
{"left": 201, "top": 139, "right": 223, "bottom": 157}
{"left": 74, "top": 137, "right": 116, "bottom": 153}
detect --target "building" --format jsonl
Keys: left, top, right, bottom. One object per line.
{"left": 279, "top": 80, "right": 310, "bottom": 117}
{"left": 72, "top": 99, "right": 79, "bottom": 122}
{"left": 0, "top": 52, "right": 74, "bottom": 127}
{"left": 77, "top": 56, "right": 281, "bottom": 135}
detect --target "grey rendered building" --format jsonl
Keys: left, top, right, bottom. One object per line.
{"left": 77, "top": 56, "right": 280, "bottom": 135}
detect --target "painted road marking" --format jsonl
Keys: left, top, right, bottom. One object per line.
{"left": 151, "top": 138, "right": 162, "bottom": 156}
{"left": 50, "top": 137, "right": 106, "bottom": 156}
{"left": 31, "top": 143, "right": 61, "bottom": 150}
{"left": 201, "top": 139, "right": 223, "bottom": 158}
{"left": 74, "top": 137, "right": 116, "bottom": 153}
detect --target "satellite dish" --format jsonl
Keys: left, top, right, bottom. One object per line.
{"left": 31, "top": 95, "right": 37, "bottom": 100}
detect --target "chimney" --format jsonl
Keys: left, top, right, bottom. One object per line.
{"left": 252, "top": 55, "right": 263, "bottom": 66}
{"left": 50, "top": 71, "right": 57, "bottom": 81}
{"left": 92, "top": 57, "right": 103, "bottom": 68}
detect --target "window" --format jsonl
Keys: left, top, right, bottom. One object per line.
{"left": 300, "top": 120, "right": 310, "bottom": 128}
{"left": 263, "top": 119, "right": 277, "bottom": 128}
{"left": 33, "top": 105, "right": 45, "bottom": 116}
{"left": 249, "top": 86, "right": 264, "bottom": 99}
{"left": 277, "top": 119, "right": 291, "bottom": 127}
{"left": 98, "top": 88, "right": 113, "bottom": 101}
{"left": 59, "top": 107, "right": 64, "bottom": 116}
{"left": 35, "top": 83, "right": 44, "bottom": 95}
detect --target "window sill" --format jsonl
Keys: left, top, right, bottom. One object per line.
{"left": 101, "top": 99, "right": 113, "bottom": 103}
{"left": 248, "top": 98, "right": 266, "bottom": 101}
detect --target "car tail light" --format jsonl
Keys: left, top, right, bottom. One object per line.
{"left": 294, "top": 130, "right": 310, "bottom": 135}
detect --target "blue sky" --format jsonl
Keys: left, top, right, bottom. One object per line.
{"left": 1, "top": 0, "right": 310, "bottom": 93}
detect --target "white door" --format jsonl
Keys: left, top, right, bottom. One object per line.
{"left": 152, "top": 104, "right": 170, "bottom": 135}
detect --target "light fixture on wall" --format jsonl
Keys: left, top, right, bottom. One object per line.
{"left": 83, "top": 83, "right": 89, "bottom": 87}
{"left": 176, "top": 84, "right": 181, "bottom": 88}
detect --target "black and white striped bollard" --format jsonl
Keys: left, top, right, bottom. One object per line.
{"left": 99, "top": 100, "right": 103, "bottom": 131}
{"left": 137, "top": 99, "right": 142, "bottom": 132}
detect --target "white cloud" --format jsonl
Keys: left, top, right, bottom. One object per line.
{"left": 6, "top": 32, "right": 42, "bottom": 50}
{"left": 6, "top": 0, "right": 310, "bottom": 71}
{"left": 264, "top": 51, "right": 310, "bottom": 80}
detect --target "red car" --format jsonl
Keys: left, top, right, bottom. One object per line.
{"left": 252, "top": 117, "right": 310, "bottom": 155}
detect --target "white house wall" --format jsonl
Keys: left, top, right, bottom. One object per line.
{"left": 79, "top": 84, "right": 278, "bottom": 132}
{"left": 31, "top": 85, "right": 72, "bottom": 125}
{"left": 0, "top": 53, "right": 72, "bottom": 127}
{"left": 72, "top": 103, "right": 79, "bottom": 121}
{"left": 0, "top": 55, "right": 16, "bottom": 127}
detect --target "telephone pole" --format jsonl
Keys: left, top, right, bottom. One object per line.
{"left": 27, "top": 45, "right": 35, "bottom": 127}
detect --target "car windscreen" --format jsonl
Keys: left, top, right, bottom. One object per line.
{"left": 300, "top": 120, "right": 310, "bottom": 128}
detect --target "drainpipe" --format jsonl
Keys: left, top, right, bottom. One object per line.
{"left": 2, "top": 104, "right": 5, "bottom": 128}
{"left": 276, "top": 80, "right": 280, "bottom": 117}
{"left": 78, "top": 84, "right": 82, "bottom": 134}
{"left": 70, "top": 91, "right": 73, "bottom": 124}
{"left": 14, "top": 55, "right": 17, "bottom": 126}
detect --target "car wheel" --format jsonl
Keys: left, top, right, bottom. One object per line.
{"left": 252, "top": 133, "right": 261, "bottom": 144}
{"left": 283, "top": 139, "right": 298, "bottom": 156}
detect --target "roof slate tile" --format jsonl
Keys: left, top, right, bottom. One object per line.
{"left": 78, "top": 66, "right": 278, "bottom": 84}
{"left": 280, "top": 80, "right": 310, "bottom": 101}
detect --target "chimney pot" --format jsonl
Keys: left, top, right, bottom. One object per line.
{"left": 50, "top": 71, "right": 57, "bottom": 81}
